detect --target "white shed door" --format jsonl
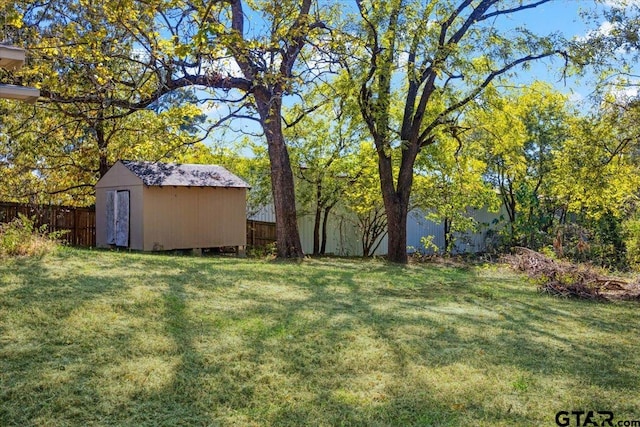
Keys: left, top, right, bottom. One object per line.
{"left": 115, "top": 191, "right": 130, "bottom": 247}
{"left": 106, "top": 190, "right": 130, "bottom": 247}
{"left": 106, "top": 191, "right": 116, "bottom": 244}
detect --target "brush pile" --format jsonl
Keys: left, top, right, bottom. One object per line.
{"left": 503, "top": 247, "right": 640, "bottom": 301}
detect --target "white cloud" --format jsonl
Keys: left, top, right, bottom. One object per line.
{"left": 597, "top": 21, "right": 616, "bottom": 37}
{"left": 610, "top": 84, "right": 640, "bottom": 101}
{"left": 575, "top": 20, "right": 618, "bottom": 42}
{"left": 602, "top": 0, "right": 640, "bottom": 8}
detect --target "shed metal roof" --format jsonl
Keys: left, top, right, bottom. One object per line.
{"left": 120, "top": 160, "right": 250, "bottom": 188}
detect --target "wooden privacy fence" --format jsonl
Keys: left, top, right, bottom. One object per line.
{"left": 246, "top": 219, "right": 277, "bottom": 248}
{"left": 0, "top": 202, "right": 276, "bottom": 249}
{"left": 0, "top": 202, "right": 96, "bottom": 247}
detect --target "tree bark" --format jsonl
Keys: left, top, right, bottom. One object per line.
{"left": 313, "top": 183, "right": 322, "bottom": 255}
{"left": 383, "top": 193, "right": 409, "bottom": 263}
{"left": 444, "top": 217, "right": 451, "bottom": 254}
{"left": 95, "top": 112, "right": 110, "bottom": 178}
{"left": 320, "top": 204, "right": 332, "bottom": 255}
{"left": 254, "top": 88, "right": 304, "bottom": 258}
{"left": 378, "top": 141, "right": 418, "bottom": 264}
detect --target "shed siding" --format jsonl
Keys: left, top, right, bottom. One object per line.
{"left": 95, "top": 162, "right": 141, "bottom": 188}
{"left": 142, "top": 186, "right": 246, "bottom": 251}
{"left": 406, "top": 207, "right": 504, "bottom": 254}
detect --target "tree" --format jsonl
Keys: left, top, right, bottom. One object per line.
{"left": 569, "top": 1, "right": 640, "bottom": 97}
{"left": 0, "top": 97, "right": 207, "bottom": 205}
{"left": 470, "top": 82, "right": 571, "bottom": 248}
{"left": 166, "top": 0, "right": 338, "bottom": 258}
{"left": 413, "top": 129, "right": 499, "bottom": 254}
{"left": 343, "top": 143, "right": 388, "bottom": 257}
{"left": 552, "top": 107, "right": 639, "bottom": 222}
{"left": 550, "top": 95, "right": 640, "bottom": 266}
{"left": 347, "top": 0, "right": 565, "bottom": 263}
{"left": 7, "top": 0, "right": 337, "bottom": 258}
{"left": 1, "top": 2, "right": 210, "bottom": 204}
{"left": 286, "top": 81, "right": 361, "bottom": 255}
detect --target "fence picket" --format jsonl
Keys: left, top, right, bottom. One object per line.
{"left": 0, "top": 202, "right": 96, "bottom": 247}
{"left": 1, "top": 202, "right": 277, "bottom": 249}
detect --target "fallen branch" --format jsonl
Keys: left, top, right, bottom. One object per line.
{"left": 502, "top": 247, "right": 640, "bottom": 301}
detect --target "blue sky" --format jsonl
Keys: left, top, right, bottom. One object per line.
{"left": 202, "top": 0, "right": 638, "bottom": 147}
{"left": 504, "top": 0, "right": 639, "bottom": 102}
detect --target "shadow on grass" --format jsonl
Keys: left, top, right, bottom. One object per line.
{"left": 1, "top": 251, "right": 639, "bottom": 426}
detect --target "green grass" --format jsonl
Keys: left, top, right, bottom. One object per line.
{"left": 1, "top": 248, "right": 639, "bottom": 426}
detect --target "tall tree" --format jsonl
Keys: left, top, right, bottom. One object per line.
{"left": 0, "top": 99, "right": 206, "bottom": 205}
{"left": 552, "top": 96, "right": 640, "bottom": 221}
{"left": 286, "top": 80, "right": 361, "bottom": 255}
{"left": 413, "top": 128, "right": 499, "bottom": 254}
{"left": 7, "top": 0, "right": 336, "bottom": 258}
{"left": 347, "top": 0, "right": 565, "bottom": 263}
{"left": 1, "top": 1, "right": 209, "bottom": 204}
{"left": 342, "top": 143, "right": 388, "bottom": 257}
{"left": 470, "top": 82, "right": 571, "bottom": 247}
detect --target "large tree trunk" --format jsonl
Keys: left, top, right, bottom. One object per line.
{"left": 384, "top": 195, "right": 409, "bottom": 263}
{"left": 378, "top": 145, "right": 417, "bottom": 264}
{"left": 255, "top": 88, "right": 304, "bottom": 258}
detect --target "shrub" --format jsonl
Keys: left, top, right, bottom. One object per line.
{"left": 246, "top": 242, "right": 277, "bottom": 258}
{"left": 0, "top": 214, "right": 62, "bottom": 257}
{"left": 623, "top": 216, "right": 640, "bottom": 270}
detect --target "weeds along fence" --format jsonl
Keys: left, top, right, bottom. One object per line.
{"left": 0, "top": 202, "right": 96, "bottom": 247}
{"left": 0, "top": 202, "right": 276, "bottom": 249}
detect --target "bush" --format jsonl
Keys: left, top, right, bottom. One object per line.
{"left": 0, "top": 214, "right": 62, "bottom": 257}
{"left": 623, "top": 216, "right": 640, "bottom": 270}
{"left": 552, "top": 215, "right": 627, "bottom": 270}
{"left": 246, "top": 242, "right": 277, "bottom": 258}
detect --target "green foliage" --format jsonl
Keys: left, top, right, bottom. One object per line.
{"left": 549, "top": 97, "right": 640, "bottom": 269}
{"left": 342, "top": 143, "right": 388, "bottom": 257}
{"left": 623, "top": 214, "right": 640, "bottom": 269}
{"left": 419, "top": 235, "right": 440, "bottom": 254}
{"left": 0, "top": 95, "right": 209, "bottom": 206}
{"left": 0, "top": 214, "right": 60, "bottom": 257}
{"left": 246, "top": 242, "right": 277, "bottom": 259}
{"left": 413, "top": 129, "right": 500, "bottom": 254}
{"left": 470, "top": 82, "right": 573, "bottom": 249}
{"left": 551, "top": 112, "right": 639, "bottom": 221}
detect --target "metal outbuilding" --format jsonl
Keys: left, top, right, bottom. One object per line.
{"left": 95, "top": 160, "right": 249, "bottom": 252}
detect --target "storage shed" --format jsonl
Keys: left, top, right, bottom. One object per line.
{"left": 95, "top": 160, "right": 250, "bottom": 252}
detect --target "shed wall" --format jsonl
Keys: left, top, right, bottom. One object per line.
{"left": 95, "top": 163, "right": 145, "bottom": 250}
{"left": 95, "top": 185, "right": 144, "bottom": 250}
{"left": 406, "top": 207, "right": 505, "bottom": 254}
{"left": 142, "top": 186, "right": 246, "bottom": 251}
{"left": 297, "top": 209, "right": 387, "bottom": 256}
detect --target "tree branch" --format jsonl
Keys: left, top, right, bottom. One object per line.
{"left": 418, "top": 50, "right": 564, "bottom": 145}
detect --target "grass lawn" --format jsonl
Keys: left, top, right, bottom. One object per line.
{"left": 1, "top": 248, "right": 639, "bottom": 426}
